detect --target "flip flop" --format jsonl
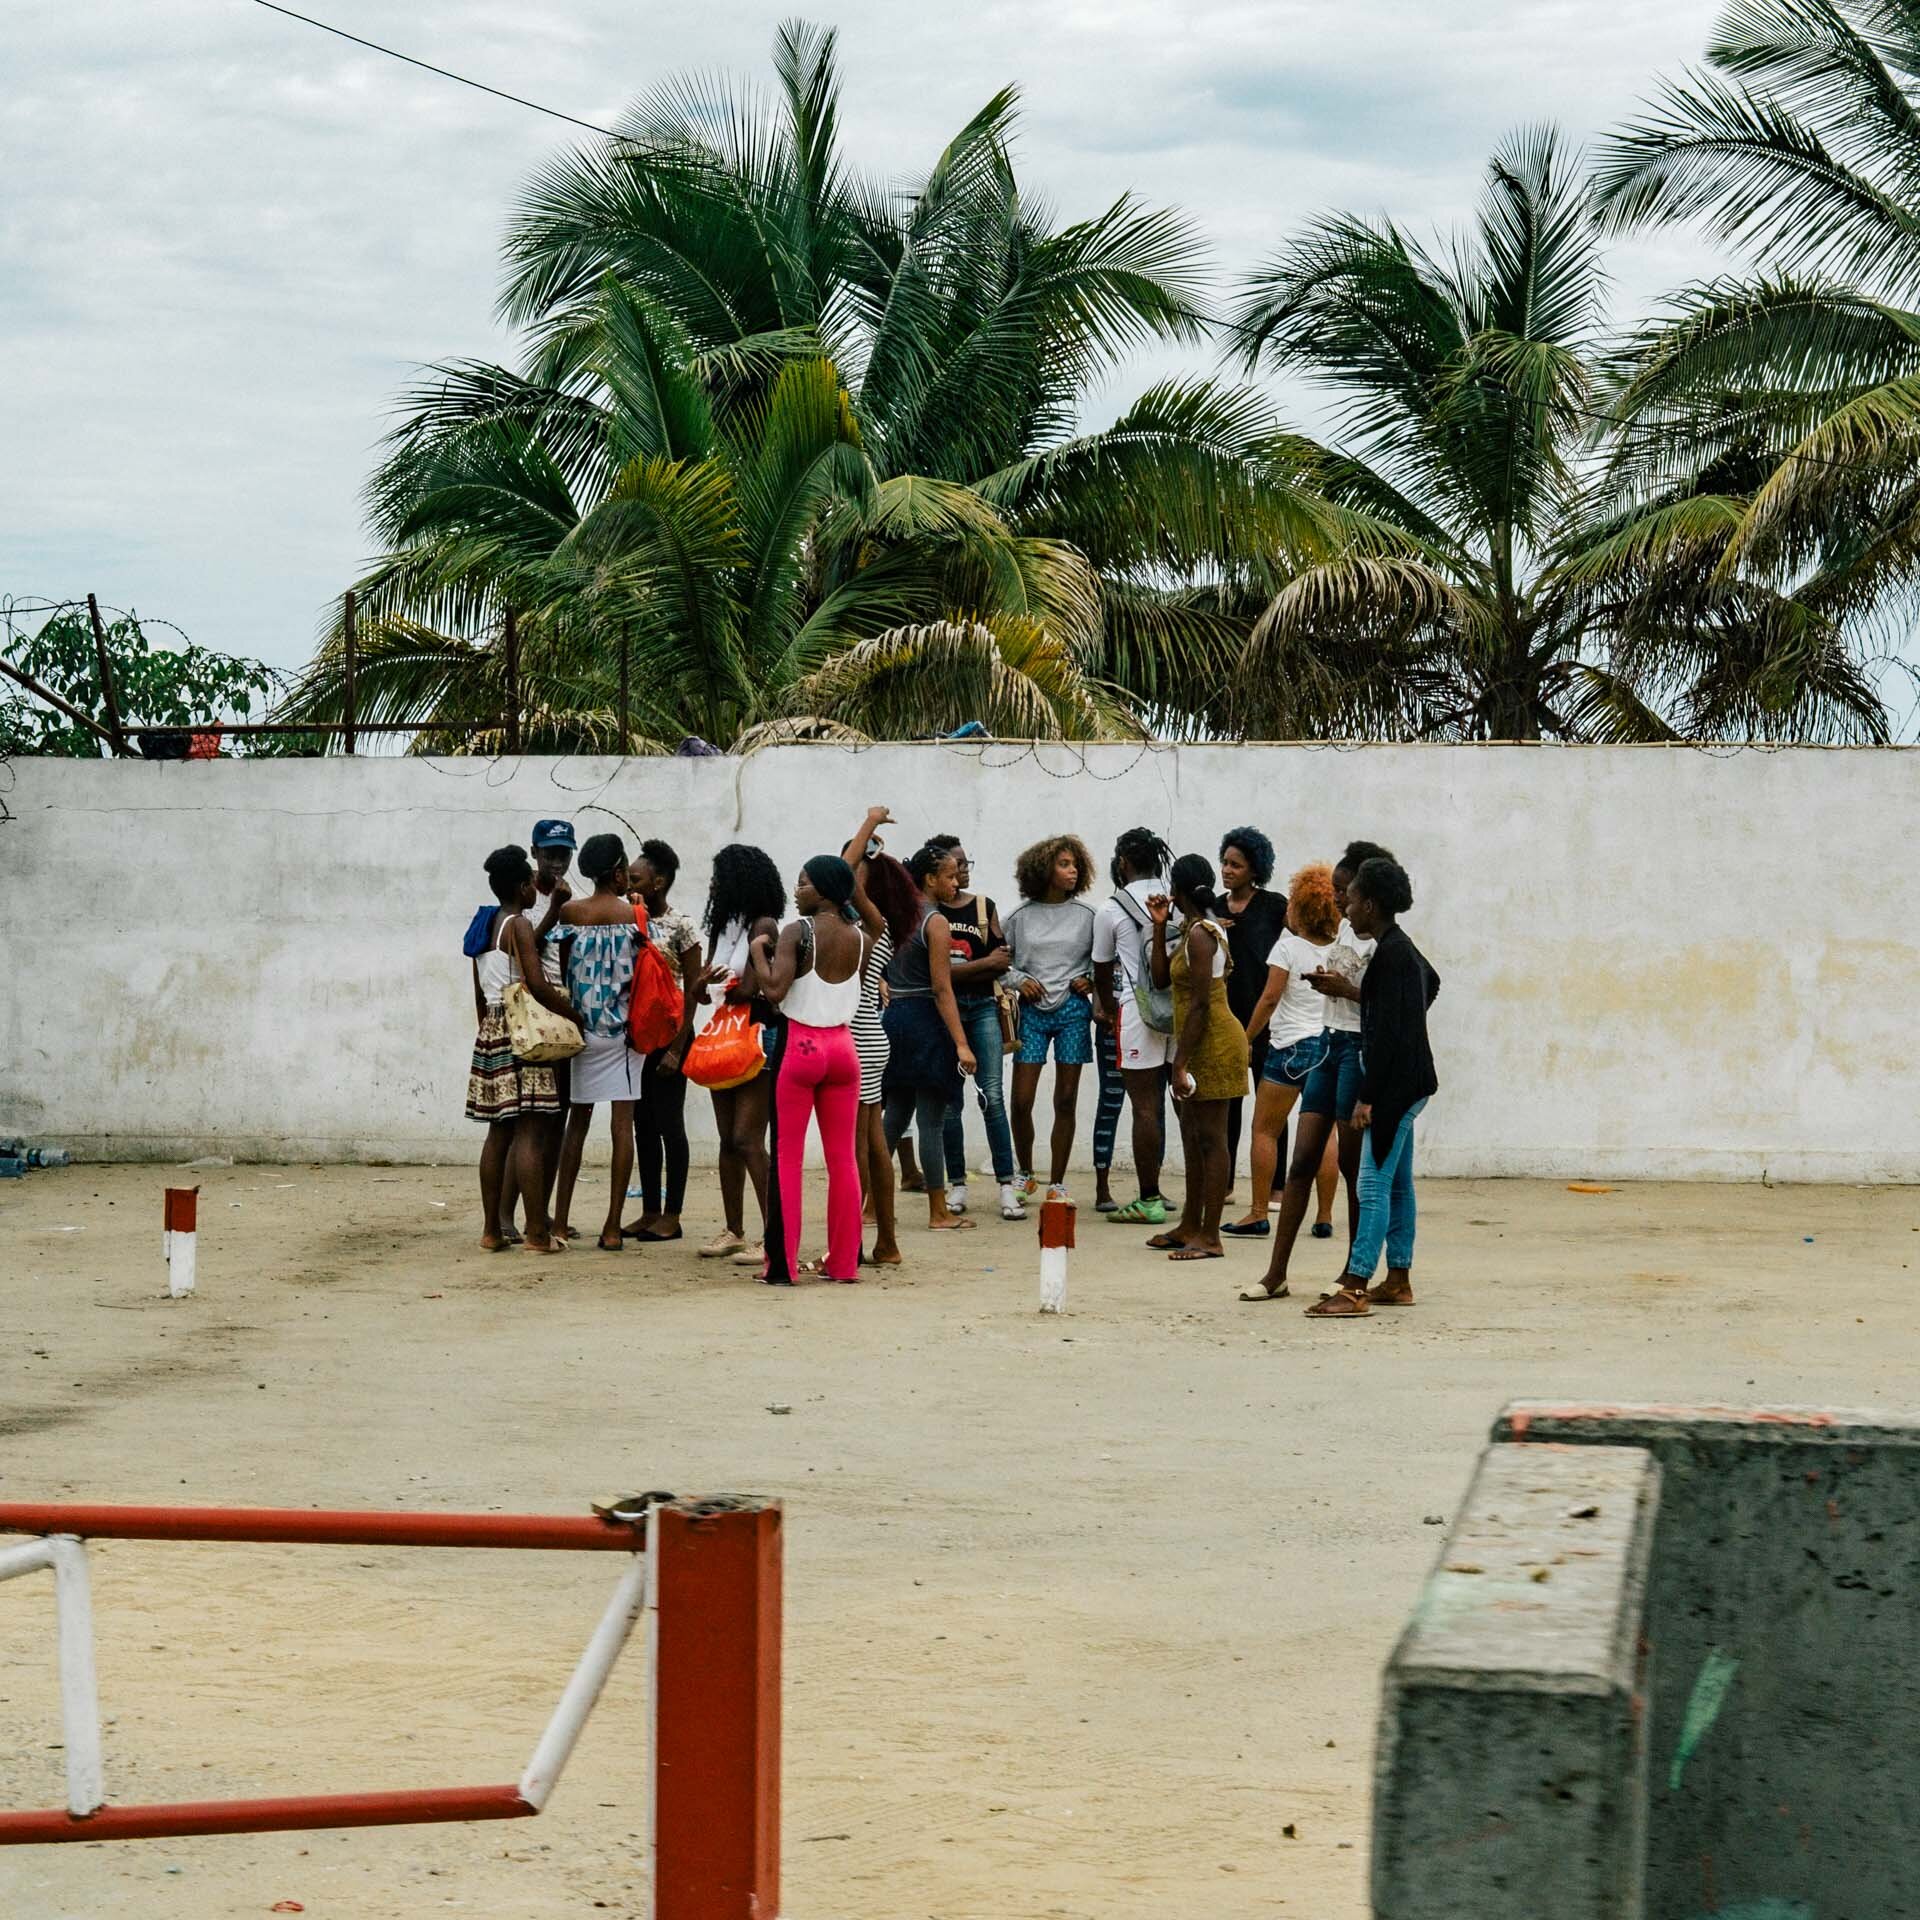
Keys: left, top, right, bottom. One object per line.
{"left": 1238, "top": 1283, "right": 1291, "bottom": 1301}
{"left": 1221, "top": 1220, "right": 1271, "bottom": 1238}
{"left": 1145, "top": 1231, "right": 1186, "bottom": 1250}
{"left": 596, "top": 1235, "right": 624, "bottom": 1252}
{"left": 1169, "top": 1247, "right": 1223, "bottom": 1261}
{"left": 636, "top": 1226, "right": 684, "bottom": 1243}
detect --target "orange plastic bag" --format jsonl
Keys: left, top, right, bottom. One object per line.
{"left": 683, "top": 995, "right": 766, "bottom": 1090}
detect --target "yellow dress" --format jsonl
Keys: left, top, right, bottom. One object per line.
{"left": 1171, "top": 919, "right": 1251, "bottom": 1101}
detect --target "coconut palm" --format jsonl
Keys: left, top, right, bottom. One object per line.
{"left": 280, "top": 280, "right": 1130, "bottom": 747}
{"left": 284, "top": 20, "right": 1351, "bottom": 747}
{"left": 1590, "top": 0, "right": 1920, "bottom": 729}
{"left": 1226, "top": 126, "right": 1890, "bottom": 740}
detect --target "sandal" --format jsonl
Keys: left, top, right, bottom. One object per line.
{"left": 1144, "top": 1231, "right": 1186, "bottom": 1250}
{"left": 1305, "top": 1285, "right": 1372, "bottom": 1318}
{"left": 1169, "top": 1246, "right": 1223, "bottom": 1261}
{"left": 1367, "top": 1278, "right": 1416, "bottom": 1306}
{"left": 596, "top": 1234, "right": 624, "bottom": 1253}
{"left": 1238, "top": 1282, "right": 1291, "bottom": 1301}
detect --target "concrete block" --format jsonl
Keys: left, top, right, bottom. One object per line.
{"left": 1373, "top": 1441, "right": 1658, "bottom": 1919}
{"left": 1499, "top": 1403, "right": 1920, "bottom": 1920}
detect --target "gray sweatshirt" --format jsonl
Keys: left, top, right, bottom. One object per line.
{"left": 1002, "top": 899, "right": 1098, "bottom": 1011}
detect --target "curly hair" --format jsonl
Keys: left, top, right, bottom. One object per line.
{"left": 1014, "top": 834, "right": 1094, "bottom": 901}
{"left": 1352, "top": 855, "right": 1414, "bottom": 916}
{"left": 638, "top": 837, "right": 679, "bottom": 884}
{"left": 1218, "top": 826, "right": 1275, "bottom": 887}
{"left": 1285, "top": 862, "right": 1342, "bottom": 941}
{"left": 704, "top": 842, "right": 787, "bottom": 935}
{"left": 863, "top": 851, "right": 922, "bottom": 948}
{"left": 1338, "top": 838, "right": 1395, "bottom": 877}
{"left": 485, "top": 844, "right": 532, "bottom": 903}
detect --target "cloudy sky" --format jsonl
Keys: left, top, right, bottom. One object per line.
{"left": 5, "top": 0, "right": 1727, "bottom": 672}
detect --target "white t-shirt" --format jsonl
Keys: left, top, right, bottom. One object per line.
{"left": 1092, "top": 878, "right": 1178, "bottom": 992}
{"left": 1319, "top": 920, "right": 1375, "bottom": 1034}
{"left": 1265, "top": 929, "right": 1336, "bottom": 1047}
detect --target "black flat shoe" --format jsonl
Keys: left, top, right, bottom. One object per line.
{"left": 1311, "top": 1221, "right": 1334, "bottom": 1239}
{"left": 1221, "top": 1219, "right": 1272, "bottom": 1237}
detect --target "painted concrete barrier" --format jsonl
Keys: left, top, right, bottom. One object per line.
{"left": 1498, "top": 1403, "right": 1920, "bottom": 1920}
{"left": 1373, "top": 1441, "right": 1659, "bottom": 1919}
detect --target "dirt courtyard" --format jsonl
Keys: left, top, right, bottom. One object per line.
{"left": 1, "top": 1163, "right": 1915, "bottom": 1919}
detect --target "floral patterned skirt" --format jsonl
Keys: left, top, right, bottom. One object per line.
{"left": 466, "top": 1003, "right": 561, "bottom": 1124}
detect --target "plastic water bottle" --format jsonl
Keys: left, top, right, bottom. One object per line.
{"left": 26, "top": 1147, "right": 70, "bottom": 1170}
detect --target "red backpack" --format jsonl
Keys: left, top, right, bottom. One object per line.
{"left": 627, "top": 901, "right": 685, "bottom": 1054}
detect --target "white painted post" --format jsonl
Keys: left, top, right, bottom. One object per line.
{"left": 164, "top": 1186, "right": 198, "bottom": 1297}
{"left": 47, "top": 1537, "right": 103, "bottom": 1817}
{"left": 1038, "top": 1197, "right": 1074, "bottom": 1312}
{"left": 0, "top": 1539, "right": 56, "bottom": 1583}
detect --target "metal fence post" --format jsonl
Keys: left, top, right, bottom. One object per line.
{"left": 85, "top": 595, "right": 128, "bottom": 757}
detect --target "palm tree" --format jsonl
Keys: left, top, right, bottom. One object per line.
{"left": 1588, "top": 0, "right": 1920, "bottom": 734}
{"left": 1225, "top": 126, "right": 1890, "bottom": 740}
{"left": 284, "top": 21, "right": 1346, "bottom": 747}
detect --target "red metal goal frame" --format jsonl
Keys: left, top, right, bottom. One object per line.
{"left": 0, "top": 1497, "right": 781, "bottom": 1920}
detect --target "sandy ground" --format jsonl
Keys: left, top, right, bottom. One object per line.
{"left": 1, "top": 1161, "right": 1916, "bottom": 1920}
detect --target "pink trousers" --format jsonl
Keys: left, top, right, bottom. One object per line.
{"left": 765, "top": 1019, "right": 862, "bottom": 1282}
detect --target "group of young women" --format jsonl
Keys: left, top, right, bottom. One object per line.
{"left": 463, "top": 811, "right": 1440, "bottom": 1316}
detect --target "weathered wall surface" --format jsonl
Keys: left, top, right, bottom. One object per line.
{"left": 4, "top": 744, "right": 1917, "bottom": 1175}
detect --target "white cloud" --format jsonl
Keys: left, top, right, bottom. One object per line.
{"left": 2, "top": 0, "right": 1726, "bottom": 670}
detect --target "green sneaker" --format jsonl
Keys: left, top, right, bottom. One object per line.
{"left": 1106, "top": 1195, "right": 1167, "bottom": 1226}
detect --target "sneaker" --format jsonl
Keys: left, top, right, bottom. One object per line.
{"left": 948, "top": 1183, "right": 969, "bottom": 1214}
{"left": 1106, "top": 1195, "right": 1167, "bottom": 1226}
{"left": 1045, "top": 1183, "right": 1073, "bottom": 1203}
{"left": 1019, "top": 1173, "right": 1041, "bottom": 1198}
{"left": 999, "top": 1184, "right": 1028, "bottom": 1221}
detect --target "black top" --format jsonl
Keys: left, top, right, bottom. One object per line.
{"left": 938, "top": 894, "right": 1001, "bottom": 1002}
{"left": 1220, "top": 889, "right": 1289, "bottom": 1026}
{"left": 1357, "top": 923, "right": 1440, "bottom": 1158}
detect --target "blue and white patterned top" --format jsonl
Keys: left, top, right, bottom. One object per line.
{"left": 565, "top": 924, "right": 639, "bottom": 1036}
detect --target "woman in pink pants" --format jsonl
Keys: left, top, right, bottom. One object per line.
{"left": 747, "top": 855, "right": 869, "bottom": 1283}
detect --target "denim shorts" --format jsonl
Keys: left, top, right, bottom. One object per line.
{"left": 1261, "top": 1031, "right": 1330, "bottom": 1089}
{"left": 1299, "top": 1028, "right": 1363, "bottom": 1119}
{"left": 1015, "top": 994, "right": 1095, "bottom": 1066}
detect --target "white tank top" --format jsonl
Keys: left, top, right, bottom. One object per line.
{"left": 782, "top": 924, "right": 865, "bottom": 1029}
{"left": 476, "top": 912, "right": 524, "bottom": 1006}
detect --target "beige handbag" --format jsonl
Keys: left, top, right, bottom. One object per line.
{"left": 504, "top": 979, "right": 584, "bottom": 1063}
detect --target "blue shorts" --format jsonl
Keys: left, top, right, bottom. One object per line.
{"left": 1262, "top": 1031, "right": 1330, "bottom": 1088}
{"left": 1015, "top": 994, "right": 1095, "bottom": 1066}
{"left": 1299, "top": 1028, "right": 1363, "bottom": 1119}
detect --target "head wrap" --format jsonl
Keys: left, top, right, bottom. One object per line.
{"left": 803, "top": 854, "right": 858, "bottom": 919}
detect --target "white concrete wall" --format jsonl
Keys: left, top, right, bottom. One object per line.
{"left": 3, "top": 744, "right": 1917, "bottom": 1180}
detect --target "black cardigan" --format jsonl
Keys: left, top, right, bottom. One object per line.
{"left": 1356, "top": 923, "right": 1440, "bottom": 1159}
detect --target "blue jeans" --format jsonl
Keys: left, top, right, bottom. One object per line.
{"left": 1346, "top": 1098, "right": 1428, "bottom": 1282}
{"left": 943, "top": 997, "right": 1015, "bottom": 1184}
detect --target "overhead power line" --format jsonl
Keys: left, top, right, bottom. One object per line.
{"left": 250, "top": 0, "right": 618, "bottom": 139}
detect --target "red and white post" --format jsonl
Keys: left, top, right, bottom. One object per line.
{"left": 1038, "top": 1197, "right": 1074, "bottom": 1313}
{"left": 0, "top": 1497, "right": 784, "bottom": 1918}
{"left": 162, "top": 1186, "right": 198, "bottom": 1297}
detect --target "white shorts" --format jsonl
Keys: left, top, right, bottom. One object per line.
{"left": 1116, "top": 999, "right": 1172, "bottom": 1070}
